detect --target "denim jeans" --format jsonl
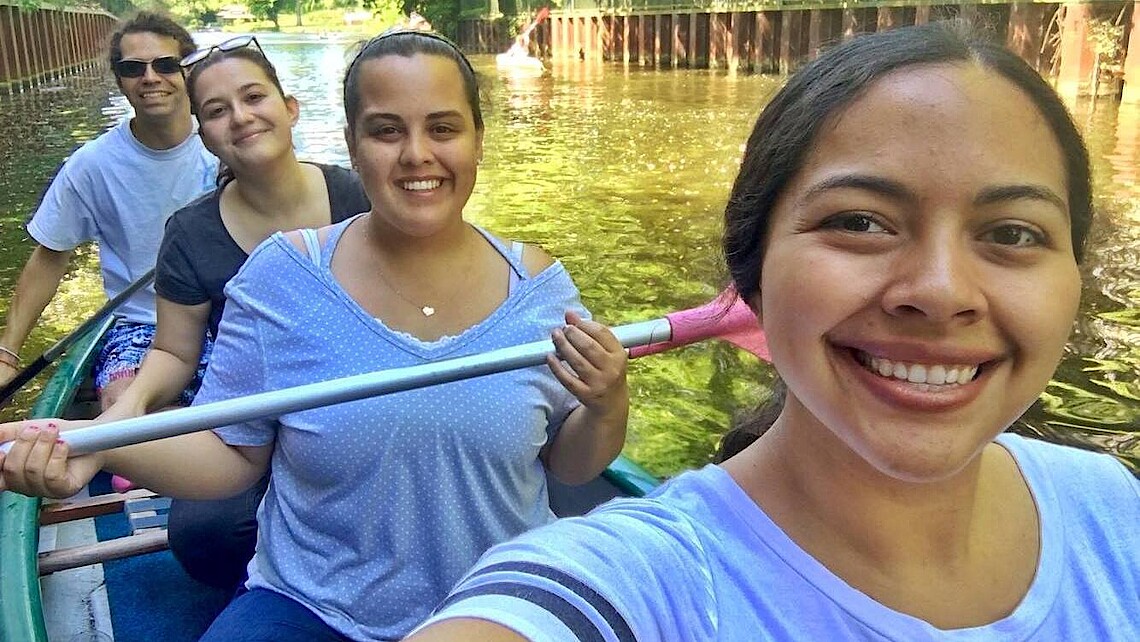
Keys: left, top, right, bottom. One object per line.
{"left": 199, "top": 587, "right": 350, "bottom": 641}
{"left": 168, "top": 472, "right": 270, "bottom": 590}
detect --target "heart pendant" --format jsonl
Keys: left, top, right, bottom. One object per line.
{"left": 421, "top": 306, "right": 436, "bottom": 317}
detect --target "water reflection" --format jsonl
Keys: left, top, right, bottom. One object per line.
{"left": 0, "top": 38, "right": 1136, "bottom": 475}
{"left": 1017, "top": 98, "right": 1140, "bottom": 474}
{"left": 0, "top": 68, "right": 125, "bottom": 410}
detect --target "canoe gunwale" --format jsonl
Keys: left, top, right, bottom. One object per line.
{"left": 0, "top": 317, "right": 113, "bottom": 642}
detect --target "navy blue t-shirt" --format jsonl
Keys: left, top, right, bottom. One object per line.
{"left": 155, "top": 163, "right": 370, "bottom": 337}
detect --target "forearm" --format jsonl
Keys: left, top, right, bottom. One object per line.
{"left": 100, "top": 432, "right": 267, "bottom": 500}
{"left": 105, "top": 348, "right": 202, "bottom": 418}
{"left": 545, "top": 389, "right": 629, "bottom": 485}
{"left": 0, "top": 246, "right": 73, "bottom": 354}
{"left": 406, "top": 619, "right": 530, "bottom": 642}
{"left": 103, "top": 296, "right": 212, "bottom": 419}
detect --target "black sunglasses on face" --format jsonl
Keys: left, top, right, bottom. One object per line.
{"left": 114, "top": 56, "right": 182, "bottom": 78}
{"left": 180, "top": 35, "right": 263, "bottom": 69}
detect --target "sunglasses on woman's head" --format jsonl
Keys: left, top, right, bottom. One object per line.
{"left": 180, "top": 35, "right": 264, "bottom": 69}
{"left": 114, "top": 56, "right": 182, "bottom": 78}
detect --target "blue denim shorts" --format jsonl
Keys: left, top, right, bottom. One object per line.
{"left": 94, "top": 319, "right": 214, "bottom": 406}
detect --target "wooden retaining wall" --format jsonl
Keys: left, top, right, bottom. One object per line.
{"left": 461, "top": 1, "right": 1140, "bottom": 100}
{"left": 0, "top": 2, "right": 116, "bottom": 93}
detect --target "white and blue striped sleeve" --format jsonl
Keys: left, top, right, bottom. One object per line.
{"left": 417, "top": 502, "right": 717, "bottom": 642}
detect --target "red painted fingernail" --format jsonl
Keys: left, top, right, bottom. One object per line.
{"left": 47, "top": 422, "right": 57, "bottom": 428}
{"left": 56, "top": 439, "right": 66, "bottom": 445}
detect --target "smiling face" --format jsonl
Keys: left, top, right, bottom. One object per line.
{"left": 116, "top": 32, "right": 189, "bottom": 122}
{"left": 756, "top": 63, "right": 1081, "bottom": 482}
{"left": 192, "top": 57, "right": 298, "bottom": 170}
{"left": 345, "top": 54, "right": 483, "bottom": 238}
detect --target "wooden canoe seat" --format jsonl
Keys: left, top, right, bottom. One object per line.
{"left": 37, "top": 489, "right": 172, "bottom": 576}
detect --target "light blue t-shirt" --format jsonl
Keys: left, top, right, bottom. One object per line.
{"left": 424, "top": 434, "right": 1140, "bottom": 641}
{"left": 26, "top": 119, "right": 217, "bottom": 324}
{"left": 194, "top": 217, "right": 585, "bottom": 640}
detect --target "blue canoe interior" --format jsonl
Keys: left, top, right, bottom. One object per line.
{"left": 0, "top": 320, "right": 660, "bottom": 642}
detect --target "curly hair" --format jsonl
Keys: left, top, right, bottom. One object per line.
{"left": 108, "top": 11, "right": 195, "bottom": 71}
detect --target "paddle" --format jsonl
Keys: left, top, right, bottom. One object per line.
{"left": 0, "top": 268, "right": 157, "bottom": 408}
{"left": 520, "top": 6, "right": 551, "bottom": 40}
{"left": 1, "top": 290, "right": 768, "bottom": 456}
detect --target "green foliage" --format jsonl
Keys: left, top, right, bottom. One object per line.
{"left": 159, "top": 0, "right": 402, "bottom": 29}
{"left": 1087, "top": 17, "right": 1124, "bottom": 64}
{"left": 405, "top": 0, "right": 460, "bottom": 38}
{"left": 163, "top": 0, "right": 220, "bottom": 24}
{"left": 248, "top": 0, "right": 288, "bottom": 28}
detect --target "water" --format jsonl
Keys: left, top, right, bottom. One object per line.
{"left": 0, "top": 34, "right": 1136, "bottom": 476}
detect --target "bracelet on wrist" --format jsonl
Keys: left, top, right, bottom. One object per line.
{"left": 0, "top": 345, "right": 20, "bottom": 366}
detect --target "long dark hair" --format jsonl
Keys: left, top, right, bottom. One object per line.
{"left": 716, "top": 21, "right": 1094, "bottom": 460}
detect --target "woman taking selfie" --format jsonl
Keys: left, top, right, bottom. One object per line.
{"left": 410, "top": 22, "right": 1139, "bottom": 642}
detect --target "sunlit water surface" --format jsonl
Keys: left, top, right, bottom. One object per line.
{"left": 0, "top": 33, "right": 1136, "bottom": 476}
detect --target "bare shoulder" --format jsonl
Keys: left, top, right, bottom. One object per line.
{"left": 405, "top": 618, "right": 531, "bottom": 642}
{"left": 283, "top": 230, "right": 307, "bottom": 253}
{"left": 521, "top": 243, "right": 556, "bottom": 277}
{"left": 282, "top": 227, "right": 335, "bottom": 257}
{"left": 485, "top": 233, "right": 554, "bottom": 276}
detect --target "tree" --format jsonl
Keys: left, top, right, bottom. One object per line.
{"left": 405, "top": 0, "right": 460, "bottom": 38}
{"left": 249, "top": 0, "right": 288, "bottom": 29}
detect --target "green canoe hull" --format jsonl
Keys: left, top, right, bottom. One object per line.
{"left": 0, "top": 317, "right": 113, "bottom": 642}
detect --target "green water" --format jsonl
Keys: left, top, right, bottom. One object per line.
{"left": 0, "top": 35, "right": 1136, "bottom": 476}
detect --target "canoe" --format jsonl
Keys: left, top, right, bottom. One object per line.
{"left": 0, "top": 318, "right": 660, "bottom": 641}
{"left": 1, "top": 316, "right": 113, "bottom": 642}
{"left": 495, "top": 53, "right": 547, "bottom": 76}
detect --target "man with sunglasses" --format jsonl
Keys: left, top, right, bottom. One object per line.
{"left": 0, "top": 11, "right": 217, "bottom": 407}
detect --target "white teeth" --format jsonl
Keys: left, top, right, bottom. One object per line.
{"left": 403, "top": 179, "right": 441, "bottom": 191}
{"left": 864, "top": 354, "right": 979, "bottom": 386}
{"left": 928, "top": 365, "right": 947, "bottom": 385}
{"left": 906, "top": 364, "right": 926, "bottom": 383}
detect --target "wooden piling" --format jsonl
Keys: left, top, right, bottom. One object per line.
{"left": 1, "top": 6, "right": 16, "bottom": 91}
{"left": 452, "top": 2, "right": 1136, "bottom": 100}
{"left": 673, "top": 13, "right": 688, "bottom": 68}
{"left": 1123, "top": 2, "right": 1140, "bottom": 102}
{"left": 1008, "top": 2, "right": 1048, "bottom": 71}
{"left": 693, "top": 13, "right": 710, "bottom": 69}
{"left": 1057, "top": 3, "right": 1095, "bottom": 97}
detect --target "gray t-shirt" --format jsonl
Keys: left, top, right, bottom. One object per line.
{"left": 425, "top": 434, "right": 1140, "bottom": 641}
{"left": 27, "top": 119, "right": 218, "bottom": 324}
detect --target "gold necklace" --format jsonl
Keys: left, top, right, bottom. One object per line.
{"left": 372, "top": 234, "right": 473, "bottom": 318}
{"left": 372, "top": 263, "right": 436, "bottom": 316}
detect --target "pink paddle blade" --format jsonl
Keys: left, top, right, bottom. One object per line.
{"left": 628, "top": 290, "right": 769, "bottom": 360}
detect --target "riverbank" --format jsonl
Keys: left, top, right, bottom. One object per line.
{"left": 201, "top": 8, "right": 397, "bottom": 39}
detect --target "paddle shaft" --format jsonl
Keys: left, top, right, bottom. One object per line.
{"left": 15, "top": 318, "right": 672, "bottom": 456}
{"left": 520, "top": 6, "right": 549, "bottom": 39}
{"left": 0, "top": 269, "right": 156, "bottom": 407}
